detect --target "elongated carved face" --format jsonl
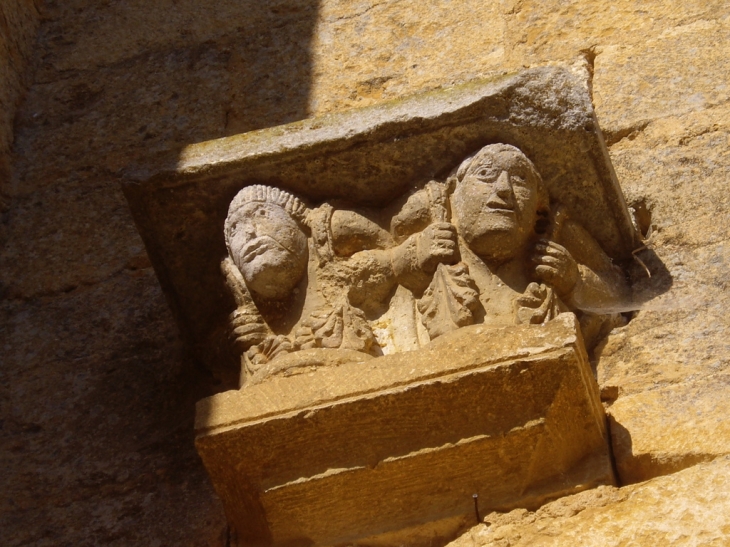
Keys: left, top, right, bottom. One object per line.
{"left": 228, "top": 202, "right": 308, "bottom": 299}
{"left": 451, "top": 145, "right": 543, "bottom": 263}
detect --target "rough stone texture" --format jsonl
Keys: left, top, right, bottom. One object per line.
{"left": 592, "top": 18, "right": 730, "bottom": 140}
{"left": 307, "top": 0, "right": 507, "bottom": 114}
{"left": 446, "top": 456, "right": 730, "bottom": 547}
{"left": 592, "top": 25, "right": 730, "bottom": 482}
{"left": 0, "top": 0, "right": 39, "bottom": 191}
{"left": 306, "top": 1, "right": 729, "bottom": 121}
{"left": 608, "top": 372, "right": 730, "bottom": 485}
{"left": 197, "top": 315, "right": 613, "bottom": 546}
{"left": 595, "top": 101, "right": 730, "bottom": 484}
{"left": 0, "top": 269, "right": 228, "bottom": 547}
{"left": 1, "top": 0, "right": 729, "bottom": 545}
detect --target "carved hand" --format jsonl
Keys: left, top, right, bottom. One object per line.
{"left": 416, "top": 222, "right": 459, "bottom": 273}
{"left": 531, "top": 239, "right": 579, "bottom": 296}
{"left": 246, "top": 334, "right": 293, "bottom": 368}
{"left": 515, "top": 282, "right": 560, "bottom": 324}
{"left": 229, "top": 308, "right": 269, "bottom": 351}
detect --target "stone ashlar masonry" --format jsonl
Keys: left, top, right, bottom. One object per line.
{"left": 1, "top": 1, "right": 729, "bottom": 546}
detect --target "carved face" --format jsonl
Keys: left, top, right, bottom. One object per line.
{"left": 451, "top": 146, "right": 543, "bottom": 263}
{"left": 228, "top": 202, "right": 308, "bottom": 299}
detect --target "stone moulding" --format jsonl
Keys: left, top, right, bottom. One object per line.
{"left": 195, "top": 314, "right": 614, "bottom": 546}
{"left": 121, "top": 65, "right": 640, "bottom": 381}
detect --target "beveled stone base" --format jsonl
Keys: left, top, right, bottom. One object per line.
{"left": 195, "top": 314, "right": 614, "bottom": 546}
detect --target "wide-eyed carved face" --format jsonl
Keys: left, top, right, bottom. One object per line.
{"left": 451, "top": 146, "right": 543, "bottom": 263}
{"left": 228, "top": 202, "right": 308, "bottom": 299}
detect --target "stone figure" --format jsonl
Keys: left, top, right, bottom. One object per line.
{"left": 223, "top": 184, "right": 460, "bottom": 383}
{"left": 407, "top": 143, "right": 629, "bottom": 344}
{"left": 292, "top": 201, "right": 458, "bottom": 353}
{"left": 223, "top": 144, "right": 629, "bottom": 385}
{"left": 222, "top": 185, "right": 310, "bottom": 372}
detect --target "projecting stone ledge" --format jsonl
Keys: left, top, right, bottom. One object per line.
{"left": 195, "top": 314, "right": 614, "bottom": 547}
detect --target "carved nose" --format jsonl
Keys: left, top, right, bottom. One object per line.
{"left": 242, "top": 221, "right": 257, "bottom": 239}
{"left": 494, "top": 171, "right": 512, "bottom": 197}
{"left": 489, "top": 171, "right": 515, "bottom": 208}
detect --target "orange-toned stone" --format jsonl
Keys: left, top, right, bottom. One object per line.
{"left": 195, "top": 314, "right": 613, "bottom": 546}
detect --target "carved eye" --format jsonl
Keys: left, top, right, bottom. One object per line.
{"left": 475, "top": 167, "right": 494, "bottom": 180}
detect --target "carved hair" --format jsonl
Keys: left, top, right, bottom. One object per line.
{"left": 224, "top": 185, "right": 309, "bottom": 248}
{"left": 448, "top": 143, "right": 550, "bottom": 214}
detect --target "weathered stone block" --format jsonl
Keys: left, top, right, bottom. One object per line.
{"left": 195, "top": 314, "right": 613, "bottom": 546}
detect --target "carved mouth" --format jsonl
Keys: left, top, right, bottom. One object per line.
{"left": 486, "top": 198, "right": 514, "bottom": 213}
{"left": 485, "top": 205, "right": 515, "bottom": 214}
{"left": 242, "top": 236, "right": 281, "bottom": 261}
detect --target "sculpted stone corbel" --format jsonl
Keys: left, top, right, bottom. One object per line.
{"left": 223, "top": 180, "right": 469, "bottom": 382}
{"left": 223, "top": 144, "right": 630, "bottom": 385}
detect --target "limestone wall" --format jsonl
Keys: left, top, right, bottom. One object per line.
{"left": 2, "top": 1, "right": 729, "bottom": 545}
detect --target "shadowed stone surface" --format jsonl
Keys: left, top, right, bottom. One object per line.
{"left": 0, "top": 0, "right": 39, "bottom": 190}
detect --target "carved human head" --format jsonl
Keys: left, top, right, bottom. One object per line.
{"left": 225, "top": 185, "right": 309, "bottom": 299}
{"left": 450, "top": 144, "right": 549, "bottom": 263}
